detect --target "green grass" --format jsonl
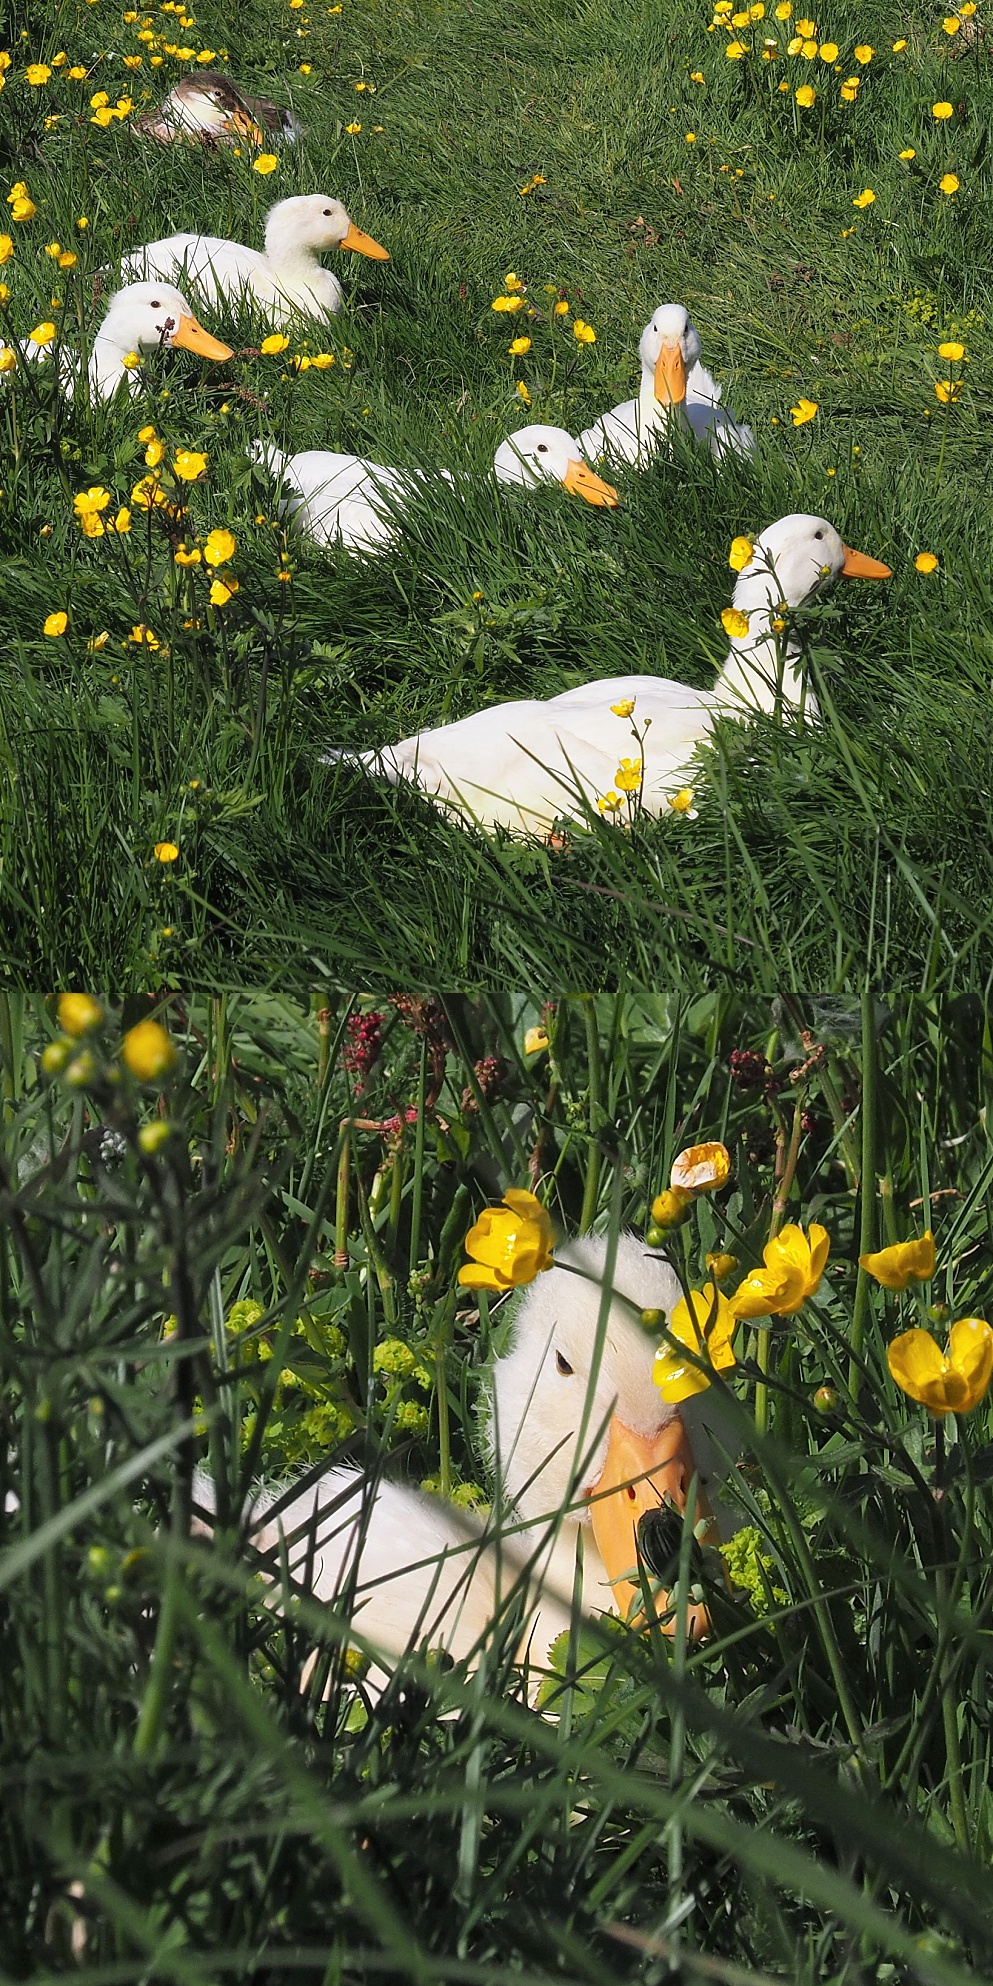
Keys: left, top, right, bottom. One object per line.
{"left": 1, "top": 0, "right": 992, "bottom": 983}
{"left": 4, "top": 990, "right": 993, "bottom": 1980}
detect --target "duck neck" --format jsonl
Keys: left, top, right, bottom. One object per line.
{"left": 637, "top": 368, "right": 685, "bottom": 439}
{"left": 89, "top": 328, "right": 130, "bottom": 396}
{"left": 264, "top": 222, "right": 321, "bottom": 276}
{"left": 713, "top": 568, "right": 809, "bottom": 718}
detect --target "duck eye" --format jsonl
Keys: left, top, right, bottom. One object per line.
{"left": 537, "top": 443, "right": 548, "bottom": 454}
{"left": 149, "top": 299, "right": 161, "bottom": 308}
{"left": 814, "top": 529, "right": 824, "bottom": 540}
{"left": 555, "top": 1351, "right": 574, "bottom": 1376}
{"left": 323, "top": 208, "right": 333, "bottom": 216}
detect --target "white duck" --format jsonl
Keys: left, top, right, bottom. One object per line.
{"left": 199, "top": 1235, "right": 717, "bottom": 1687}
{"left": 134, "top": 72, "right": 302, "bottom": 147}
{"left": 252, "top": 425, "right": 619, "bottom": 554}
{"left": 22, "top": 281, "right": 233, "bottom": 401}
{"left": 120, "top": 195, "right": 389, "bottom": 329}
{"left": 339, "top": 514, "right": 890, "bottom": 834}
{"left": 578, "top": 304, "right": 755, "bottom": 469}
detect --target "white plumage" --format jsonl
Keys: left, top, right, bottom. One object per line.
{"left": 579, "top": 303, "right": 755, "bottom": 469}
{"left": 340, "top": 514, "right": 891, "bottom": 834}
{"left": 20, "top": 281, "right": 232, "bottom": 402}
{"left": 119, "top": 194, "right": 389, "bottom": 328}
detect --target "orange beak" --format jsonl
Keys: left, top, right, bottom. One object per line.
{"left": 841, "top": 545, "right": 892, "bottom": 579}
{"left": 562, "top": 458, "right": 620, "bottom": 507}
{"left": 171, "top": 312, "right": 234, "bottom": 362}
{"left": 653, "top": 342, "right": 687, "bottom": 407}
{"left": 230, "top": 107, "right": 267, "bottom": 145}
{"left": 587, "top": 1416, "right": 714, "bottom": 1639}
{"left": 340, "top": 221, "right": 390, "bottom": 261}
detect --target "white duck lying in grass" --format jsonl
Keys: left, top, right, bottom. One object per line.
{"left": 197, "top": 1235, "right": 718, "bottom": 1687}
{"left": 120, "top": 194, "right": 389, "bottom": 328}
{"left": 332, "top": 514, "right": 890, "bottom": 834}
{"left": 134, "top": 71, "right": 302, "bottom": 147}
{"left": 579, "top": 304, "right": 755, "bottom": 469}
{"left": 252, "top": 425, "right": 619, "bottom": 553}
{"left": 20, "top": 281, "right": 233, "bottom": 401}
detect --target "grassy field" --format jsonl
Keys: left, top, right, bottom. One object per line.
{"left": 3, "top": 989, "right": 993, "bottom": 1981}
{"left": 2, "top": 0, "right": 992, "bottom": 984}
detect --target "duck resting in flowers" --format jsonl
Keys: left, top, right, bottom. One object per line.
{"left": 578, "top": 303, "right": 755, "bottom": 469}
{"left": 329, "top": 513, "right": 890, "bottom": 834}
{"left": 120, "top": 195, "right": 389, "bottom": 328}
{"left": 194, "top": 1233, "right": 720, "bottom": 1691}
{"left": 252, "top": 425, "right": 618, "bottom": 555}
{"left": 133, "top": 71, "right": 302, "bottom": 147}
{"left": 20, "top": 281, "right": 233, "bottom": 401}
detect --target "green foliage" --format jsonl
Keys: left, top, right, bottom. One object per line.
{"left": 0, "top": 0, "right": 992, "bottom": 981}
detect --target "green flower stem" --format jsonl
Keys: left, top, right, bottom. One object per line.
{"left": 579, "top": 996, "right": 603, "bottom": 1234}
{"left": 334, "top": 1123, "right": 351, "bottom": 1272}
{"left": 133, "top": 1534, "right": 183, "bottom": 1761}
{"left": 755, "top": 1094, "right": 804, "bottom": 1437}
{"left": 407, "top": 1036, "right": 428, "bottom": 1274}
{"left": 933, "top": 1418, "right": 969, "bottom": 1850}
{"left": 849, "top": 984, "right": 878, "bottom": 1383}
{"left": 433, "top": 1289, "right": 456, "bottom": 1499}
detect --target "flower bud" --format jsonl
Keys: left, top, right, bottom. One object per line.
{"left": 651, "top": 1186, "right": 692, "bottom": 1228}
{"left": 813, "top": 1384, "right": 839, "bottom": 1413}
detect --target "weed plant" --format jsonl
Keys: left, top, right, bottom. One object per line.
{"left": 3, "top": 990, "right": 993, "bottom": 1980}
{"left": 0, "top": 0, "right": 992, "bottom": 983}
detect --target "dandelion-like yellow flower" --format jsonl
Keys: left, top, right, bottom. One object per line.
{"left": 253, "top": 152, "right": 278, "bottom": 173}
{"left": 791, "top": 395, "right": 819, "bottom": 423}
{"left": 26, "top": 64, "right": 52, "bottom": 84}
{"left": 852, "top": 188, "right": 875, "bottom": 207}
{"left": 933, "top": 101, "right": 953, "bottom": 118}
{"left": 553, "top": 299, "right": 570, "bottom": 315}
{"left": 853, "top": 42, "right": 873, "bottom": 59}
{"left": 508, "top": 335, "right": 531, "bottom": 354}
{"left": 458, "top": 1187, "right": 554, "bottom": 1292}
{"left": 154, "top": 841, "right": 179, "bottom": 862}
{"left": 573, "top": 319, "right": 596, "bottom": 342}
{"left": 722, "top": 605, "right": 751, "bottom": 636}
{"left": 29, "top": 321, "right": 56, "bottom": 346}
{"left": 728, "top": 534, "right": 753, "bottom": 570}
{"left": 860, "top": 1231, "right": 935, "bottom": 1290}
{"left": 173, "top": 448, "right": 207, "bottom": 480}
{"left": 939, "top": 173, "right": 959, "bottom": 195}
{"left": 122, "top": 1018, "right": 178, "bottom": 1083}
{"left": 888, "top": 1318, "right": 993, "bottom": 1416}
{"left": 915, "top": 551, "right": 939, "bottom": 573}
{"left": 58, "top": 993, "right": 104, "bottom": 1036}
{"left": 44, "top": 610, "right": 68, "bottom": 636}
{"left": 795, "top": 83, "right": 815, "bottom": 104}
{"left": 610, "top": 698, "right": 636, "bottom": 717}
{"left": 203, "top": 527, "right": 236, "bottom": 566}
{"left": 731, "top": 1222, "right": 830, "bottom": 1318}
{"left": 614, "top": 757, "right": 642, "bottom": 792}
{"left": 939, "top": 340, "right": 965, "bottom": 360}
{"left": 818, "top": 40, "right": 837, "bottom": 58}
{"left": 654, "top": 1283, "right": 738, "bottom": 1403}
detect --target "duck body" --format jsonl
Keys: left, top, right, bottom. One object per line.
{"left": 255, "top": 425, "right": 618, "bottom": 558}
{"left": 22, "top": 281, "right": 233, "bottom": 401}
{"left": 339, "top": 514, "right": 891, "bottom": 834}
{"left": 134, "top": 72, "right": 302, "bottom": 147}
{"left": 120, "top": 195, "right": 388, "bottom": 328}
{"left": 198, "top": 1235, "right": 717, "bottom": 1686}
{"left": 579, "top": 304, "right": 755, "bottom": 469}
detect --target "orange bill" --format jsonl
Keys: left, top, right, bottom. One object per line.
{"left": 588, "top": 1415, "right": 715, "bottom": 1638}
{"left": 841, "top": 545, "right": 892, "bottom": 579}
{"left": 653, "top": 341, "right": 687, "bottom": 407}
{"left": 171, "top": 313, "right": 234, "bottom": 362}
{"left": 340, "top": 221, "right": 390, "bottom": 260}
{"left": 230, "top": 107, "right": 268, "bottom": 145}
{"left": 562, "top": 459, "right": 620, "bottom": 507}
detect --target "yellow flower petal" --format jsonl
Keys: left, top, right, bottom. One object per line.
{"left": 859, "top": 1231, "right": 935, "bottom": 1290}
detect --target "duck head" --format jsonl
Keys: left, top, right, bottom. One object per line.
{"left": 168, "top": 73, "right": 267, "bottom": 143}
{"left": 638, "top": 302, "right": 703, "bottom": 406}
{"left": 263, "top": 194, "right": 389, "bottom": 261}
{"left": 493, "top": 425, "right": 619, "bottom": 506}
{"left": 99, "top": 281, "right": 234, "bottom": 362}
{"left": 734, "top": 513, "right": 891, "bottom": 619}
{"left": 490, "top": 1232, "right": 714, "bottom": 1635}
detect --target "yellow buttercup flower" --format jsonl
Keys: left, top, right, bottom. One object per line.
{"left": 458, "top": 1187, "right": 554, "bottom": 1292}
{"left": 524, "top": 1025, "right": 549, "bottom": 1054}
{"left": 939, "top": 173, "right": 959, "bottom": 195}
{"left": 122, "top": 1018, "right": 178, "bottom": 1083}
{"left": 29, "top": 322, "right": 57, "bottom": 347}
{"left": 932, "top": 101, "right": 953, "bottom": 118}
{"left": 573, "top": 319, "right": 596, "bottom": 343}
{"left": 853, "top": 42, "right": 873, "bottom": 59}
{"left": 852, "top": 188, "right": 876, "bottom": 208}
{"left": 516, "top": 381, "right": 531, "bottom": 405}
{"left": 611, "top": 698, "right": 636, "bottom": 717}
{"left": 345, "top": 122, "right": 361, "bottom": 134}
{"left": 795, "top": 83, "right": 815, "bottom": 104}
{"left": 731, "top": 1222, "right": 830, "bottom": 1318}
{"left": 654, "top": 1283, "right": 738, "bottom": 1403}
{"left": 860, "top": 1231, "right": 935, "bottom": 1290}
{"left": 892, "top": 37, "right": 907, "bottom": 48}
{"left": 203, "top": 527, "right": 236, "bottom": 566}
{"left": 840, "top": 79, "right": 859, "bottom": 100}
{"left": 597, "top": 791, "right": 623, "bottom": 814}
{"left": 144, "top": 438, "right": 165, "bottom": 467}
{"left": 818, "top": 40, "right": 837, "bottom": 58}
{"left": 253, "top": 153, "right": 279, "bottom": 172}
{"left": 73, "top": 486, "right": 112, "bottom": 517}
{"left": 492, "top": 294, "right": 524, "bottom": 313}
{"left": 209, "top": 577, "right": 239, "bottom": 605}
{"left": 0, "top": 235, "right": 12, "bottom": 264}
{"left": 938, "top": 340, "right": 964, "bottom": 360}
{"left": 26, "top": 64, "right": 52, "bottom": 85}
{"left": 726, "top": 38, "right": 749, "bottom": 55}
{"left": 888, "top": 1318, "right": 993, "bottom": 1417}
{"left": 504, "top": 271, "right": 524, "bottom": 291}
{"left": 508, "top": 335, "right": 531, "bottom": 354}
{"left": 669, "top": 1142, "right": 732, "bottom": 1195}
{"left": 915, "top": 551, "right": 938, "bottom": 573}
{"left": 129, "top": 623, "right": 160, "bottom": 648}
{"left": 899, "top": 148, "right": 916, "bottom": 160}
{"left": 58, "top": 993, "right": 104, "bottom": 1036}
{"left": 614, "top": 757, "right": 642, "bottom": 793}
{"left": 261, "top": 333, "right": 290, "bottom": 354}
{"left": 173, "top": 449, "right": 207, "bottom": 480}
{"left": 791, "top": 395, "right": 818, "bottom": 423}
{"left": 934, "top": 380, "right": 960, "bottom": 404}
{"left": 795, "top": 15, "right": 815, "bottom": 32}
{"left": 728, "top": 535, "right": 753, "bottom": 571}
{"left": 943, "top": 14, "right": 960, "bottom": 30}
{"left": 649, "top": 1188, "right": 691, "bottom": 1228}
{"left": 706, "top": 1251, "right": 738, "bottom": 1281}
{"left": 722, "top": 606, "right": 750, "bottom": 637}
{"left": 667, "top": 787, "right": 697, "bottom": 816}
{"left": 153, "top": 841, "right": 179, "bottom": 862}
{"left": 44, "top": 611, "right": 68, "bottom": 637}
